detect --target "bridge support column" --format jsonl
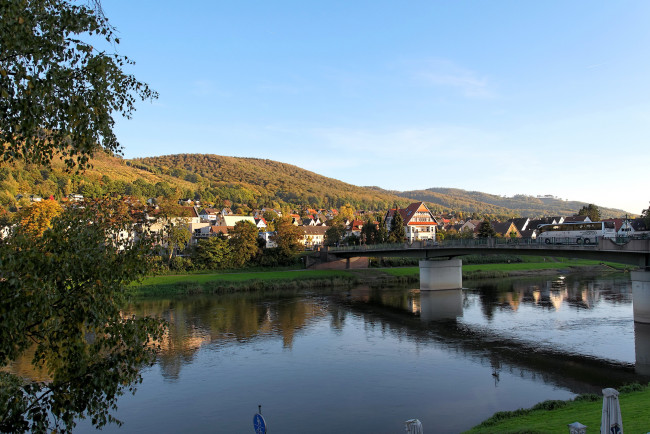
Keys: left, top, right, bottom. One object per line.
{"left": 419, "top": 259, "right": 462, "bottom": 291}
{"left": 632, "top": 271, "right": 650, "bottom": 323}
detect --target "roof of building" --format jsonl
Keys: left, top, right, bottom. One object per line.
{"left": 210, "top": 225, "right": 232, "bottom": 235}
{"left": 564, "top": 215, "right": 590, "bottom": 223}
{"left": 491, "top": 222, "right": 517, "bottom": 235}
{"left": 303, "top": 226, "right": 328, "bottom": 236}
{"left": 507, "top": 217, "right": 529, "bottom": 232}
{"left": 222, "top": 215, "right": 256, "bottom": 226}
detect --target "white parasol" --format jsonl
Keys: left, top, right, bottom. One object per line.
{"left": 601, "top": 388, "right": 623, "bottom": 434}
{"left": 404, "top": 418, "right": 423, "bottom": 434}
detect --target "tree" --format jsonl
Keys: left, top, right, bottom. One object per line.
{"left": 477, "top": 219, "right": 496, "bottom": 238}
{"left": 577, "top": 204, "right": 601, "bottom": 222}
{"left": 0, "top": 198, "right": 165, "bottom": 433}
{"left": 361, "top": 218, "right": 379, "bottom": 245}
{"left": 377, "top": 216, "right": 388, "bottom": 244}
{"left": 0, "top": 0, "right": 157, "bottom": 170}
{"left": 229, "top": 221, "right": 260, "bottom": 268}
{"left": 324, "top": 220, "right": 346, "bottom": 246}
{"left": 1, "top": 3, "right": 162, "bottom": 431}
{"left": 339, "top": 204, "right": 355, "bottom": 222}
{"left": 193, "top": 236, "right": 232, "bottom": 270}
{"left": 388, "top": 210, "right": 405, "bottom": 243}
{"left": 271, "top": 217, "right": 304, "bottom": 257}
{"left": 642, "top": 202, "right": 650, "bottom": 228}
{"left": 16, "top": 199, "right": 63, "bottom": 237}
{"left": 165, "top": 221, "right": 191, "bottom": 261}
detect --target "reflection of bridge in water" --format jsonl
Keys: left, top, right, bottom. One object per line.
{"left": 327, "top": 238, "right": 650, "bottom": 323}
{"left": 337, "top": 283, "right": 649, "bottom": 396}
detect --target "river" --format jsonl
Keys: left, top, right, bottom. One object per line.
{"left": 72, "top": 272, "right": 645, "bottom": 433}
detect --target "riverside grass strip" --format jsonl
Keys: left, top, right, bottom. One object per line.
{"left": 463, "top": 384, "right": 650, "bottom": 433}
{"left": 380, "top": 259, "right": 622, "bottom": 279}
{"left": 131, "top": 269, "right": 360, "bottom": 296}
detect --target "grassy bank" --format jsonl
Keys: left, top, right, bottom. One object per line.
{"left": 381, "top": 258, "right": 625, "bottom": 280}
{"left": 464, "top": 383, "right": 650, "bottom": 433}
{"left": 131, "top": 258, "right": 625, "bottom": 296}
{"left": 131, "top": 269, "right": 362, "bottom": 296}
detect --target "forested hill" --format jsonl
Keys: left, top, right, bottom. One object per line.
{"left": 127, "top": 154, "right": 409, "bottom": 210}
{"left": 0, "top": 152, "right": 629, "bottom": 217}
{"left": 384, "top": 187, "right": 628, "bottom": 219}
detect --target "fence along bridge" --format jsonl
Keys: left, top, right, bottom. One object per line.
{"left": 325, "top": 237, "right": 650, "bottom": 324}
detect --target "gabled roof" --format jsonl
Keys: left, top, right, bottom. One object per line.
{"left": 303, "top": 226, "right": 328, "bottom": 236}
{"left": 180, "top": 206, "right": 199, "bottom": 218}
{"left": 386, "top": 202, "right": 436, "bottom": 226}
{"left": 491, "top": 222, "right": 517, "bottom": 235}
{"left": 223, "top": 215, "right": 256, "bottom": 226}
{"left": 564, "top": 215, "right": 590, "bottom": 223}
{"left": 602, "top": 218, "right": 624, "bottom": 232}
{"left": 507, "top": 217, "right": 529, "bottom": 232}
{"left": 210, "top": 225, "right": 232, "bottom": 235}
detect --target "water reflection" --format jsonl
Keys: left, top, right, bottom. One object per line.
{"left": 419, "top": 290, "right": 463, "bottom": 322}
{"left": 635, "top": 322, "right": 650, "bottom": 376}
{"left": 55, "top": 273, "right": 647, "bottom": 433}
{"left": 115, "top": 274, "right": 644, "bottom": 388}
{"left": 125, "top": 293, "right": 330, "bottom": 380}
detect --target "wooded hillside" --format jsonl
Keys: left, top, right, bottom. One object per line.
{"left": 0, "top": 153, "right": 629, "bottom": 218}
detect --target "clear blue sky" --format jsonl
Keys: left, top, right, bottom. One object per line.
{"left": 102, "top": 1, "right": 649, "bottom": 214}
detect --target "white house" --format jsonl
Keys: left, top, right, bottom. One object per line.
{"left": 385, "top": 202, "right": 437, "bottom": 243}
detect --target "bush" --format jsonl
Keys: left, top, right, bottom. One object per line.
{"left": 170, "top": 256, "right": 193, "bottom": 271}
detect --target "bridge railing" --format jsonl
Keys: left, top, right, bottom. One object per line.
{"left": 328, "top": 236, "right": 609, "bottom": 252}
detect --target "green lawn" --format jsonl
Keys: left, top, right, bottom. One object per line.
{"left": 136, "top": 269, "right": 354, "bottom": 286}
{"left": 464, "top": 385, "right": 650, "bottom": 433}
{"left": 379, "top": 259, "right": 619, "bottom": 279}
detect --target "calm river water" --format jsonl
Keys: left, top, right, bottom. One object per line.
{"left": 75, "top": 272, "right": 647, "bottom": 433}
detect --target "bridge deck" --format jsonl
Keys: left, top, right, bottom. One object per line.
{"left": 326, "top": 238, "right": 650, "bottom": 269}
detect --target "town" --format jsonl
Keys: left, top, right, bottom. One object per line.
{"left": 11, "top": 194, "right": 650, "bottom": 269}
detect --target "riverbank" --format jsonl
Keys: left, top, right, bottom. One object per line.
{"left": 463, "top": 383, "right": 650, "bottom": 433}
{"left": 130, "top": 258, "right": 628, "bottom": 296}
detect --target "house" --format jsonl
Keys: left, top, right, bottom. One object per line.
{"left": 254, "top": 218, "right": 267, "bottom": 230}
{"left": 527, "top": 217, "right": 562, "bottom": 231}
{"left": 199, "top": 208, "right": 219, "bottom": 222}
{"left": 385, "top": 202, "right": 437, "bottom": 242}
{"left": 222, "top": 215, "right": 256, "bottom": 227}
{"left": 302, "top": 217, "right": 321, "bottom": 226}
{"left": 491, "top": 221, "right": 521, "bottom": 238}
{"left": 616, "top": 218, "right": 649, "bottom": 238}
{"left": 181, "top": 206, "right": 202, "bottom": 224}
{"left": 507, "top": 218, "right": 530, "bottom": 233}
{"left": 178, "top": 198, "right": 194, "bottom": 206}
{"left": 259, "top": 231, "right": 277, "bottom": 248}
{"left": 221, "top": 207, "right": 233, "bottom": 216}
{"left": 346, "top": 219, "right": 364, "bottom": 238}
{"left": 68, "top": 193, "right": 84, "bottom": 202}
{"left": 302, "top": 226, "right": 328, "bottom": 248}
{"left": 29, "top": 195, "right": 42, "bottom": 202}
{"left": 458, "top": 219, "right": 482, "bottom": 234}
{"left": 564, "top": 215, "right": 591, "bottom": 223}
{"left": 520, "top": 229, "right": 537, "bottom": 239}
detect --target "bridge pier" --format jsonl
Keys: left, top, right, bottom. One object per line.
{"left": 419, "top": 259, "right": 462, "bottom": 291}
{"left": 632, "top": 270, "right": 650, "bottom": 324}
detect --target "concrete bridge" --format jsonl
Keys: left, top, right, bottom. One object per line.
{"left": 325, "top": 237, "right": 650, "bottom": 323}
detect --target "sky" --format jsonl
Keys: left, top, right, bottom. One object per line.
{"left": 101, "top": 1, "right": 650, "bottom": 214}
